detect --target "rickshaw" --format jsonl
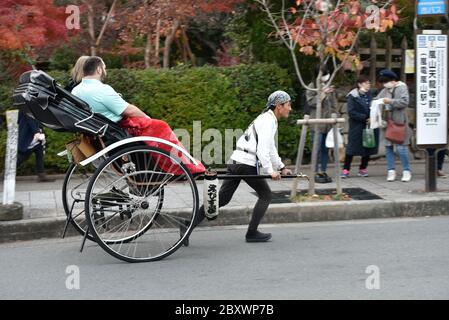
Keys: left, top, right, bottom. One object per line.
{"left": 13, "top": 70, "right": 306, "bottom": 263}
{"left": 14, "top": 70, "right": 200, "bottom": 263}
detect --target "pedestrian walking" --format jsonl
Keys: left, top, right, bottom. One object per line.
{"left": 17, "top": 110, "right": 54, "bottom": 182}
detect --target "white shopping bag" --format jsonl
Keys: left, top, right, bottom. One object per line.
{"left": 325, "top": 127, "right": 344, "bottom": 148}
{"left": 369, "top": 99, "right": 384, "bottom": 129}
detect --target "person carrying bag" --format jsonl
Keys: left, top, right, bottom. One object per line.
{"left": 385, "top": 112, "right": 407, "bottom": 145}
{"left": 341, "top": 75, "right": 379, "bottom": 178}
{"left": 375, "top": 69, "right": 412, "bottom": 182}
{"left": 362, "top": 125, "right": 376, "bottom": 148}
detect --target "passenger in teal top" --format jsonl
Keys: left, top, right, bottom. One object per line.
{"left": 72, "top": 56, "right": 147, "bottom": 122}
{"left": 69, "top": 56, "right": 206, "bottom": 185}
{"left": 72, "top": 78, "right": 128, "bottom": 122}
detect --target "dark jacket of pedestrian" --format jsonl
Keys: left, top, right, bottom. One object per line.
{"left": 346, "top": 88, "right": 379, "bottom": 156}
{"left": 18, "top": 110, "right": 41, "bottom": 153}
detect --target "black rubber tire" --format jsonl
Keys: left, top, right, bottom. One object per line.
{"left": 85, "top": 145, "right": 198, "bottom": 263}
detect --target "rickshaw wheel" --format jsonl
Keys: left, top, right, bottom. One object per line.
{"left": 62, "top": 162, "right": 96, "bottom": 241}
{"left": 85, "top": 145, "right": 198, "bottom": 263}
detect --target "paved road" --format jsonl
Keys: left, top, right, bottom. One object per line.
{"left": 0, "top": 216, "right": 448, "bottom": 300}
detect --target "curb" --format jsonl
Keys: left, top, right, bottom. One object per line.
{"left": 0, "top": 217, "right": 79, "bottom": 243}
{"left": 204, "top": 198, "right": 449, "bottom": 226}
{"left": 1, "top": 198, "right": 449, "bottom": 244}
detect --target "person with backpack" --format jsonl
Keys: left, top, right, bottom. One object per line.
{"left": 182, "top": 90, "right": 293, "bottom": 245}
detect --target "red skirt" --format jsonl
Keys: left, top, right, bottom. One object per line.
{"left": 119, "top": 117, "right": 205, "bottom": 175}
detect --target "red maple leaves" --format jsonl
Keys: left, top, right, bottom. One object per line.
{"left": 0, "top": 0, "right": 68, "bottom": 51}
{"left": 284, "top": 0, "right": 400, "bottom": 70}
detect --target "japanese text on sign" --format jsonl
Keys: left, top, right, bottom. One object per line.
{"left": 416, "top": 33, "right": 448, "bottom": 145}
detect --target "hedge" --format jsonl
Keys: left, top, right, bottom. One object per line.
{"left": 0, "top": 63, "right": 304, "bottom": 175}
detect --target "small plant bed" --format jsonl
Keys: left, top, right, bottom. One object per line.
{"left": 261, "top": 188, "right": 383, "bottom": 204}
{"left": 292, "top": 192, "right": 351, "bottom": 202}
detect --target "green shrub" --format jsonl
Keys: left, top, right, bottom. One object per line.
{"left": 0, "top": 63, "right": 302, "bottom": 174}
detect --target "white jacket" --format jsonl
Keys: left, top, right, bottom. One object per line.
{"left": 230, "top": 110, "right": 284, "bottom": 174}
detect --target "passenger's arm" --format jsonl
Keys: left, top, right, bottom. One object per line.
{"left": 101, "top": 85, "right": 148, "bottom": 119}
{"left": 121, "top": 104, "right": 148, "bottom": 118}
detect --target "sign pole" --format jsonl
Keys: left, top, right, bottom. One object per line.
{"left": 415, "top": 29, "right": 449, "bottom": 192}
{"left": 425, "top": 150, "right": 437, "bottom": 191}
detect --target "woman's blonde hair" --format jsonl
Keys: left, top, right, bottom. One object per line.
{"left": 70, "top": 55, "right": 90, "bottom": 84}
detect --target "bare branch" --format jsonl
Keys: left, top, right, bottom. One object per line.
{"left": 255, "top": 0, "right": 314, "bottom": 90}
{"left": 281, "top": 0, "right": 293, "bottom": 48}
{"left": 95, "top": 0, "right": 118, "bottom": 47}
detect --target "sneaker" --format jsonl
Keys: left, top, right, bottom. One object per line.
{"left": 315, "top": 172, "right": 332, "bottom": 183}
{"left": 437, "top": 170, "right": 447, "bottom": 178}
{"left": 245, "top": 230, "right": 272, "bottom": 242}
{"left": 340, "top": 169, "right": 350, "bottom": 179}
{"left": 401, "top": 170, "right": 412, "bottom": 182}
{"left": 358, "top": 169, "right": 369, "bottom": 177}
{"left": 314, "top": 173, "right": 327, "bottom": 183}
{"left": 323, "top": 172, "right": 332, "bottom": 182}
{"left": 387, "top": 170, "right": 396, "bottom": 182}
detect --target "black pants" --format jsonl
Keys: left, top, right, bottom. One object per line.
{"left": 17, "top": 144, "right": 45, "bottom": 174}
{"left": 193, "top": 163, "right": 272, "bottom": 232}
{"left": 343, "top": 154, "right": 370, "bottom": 171}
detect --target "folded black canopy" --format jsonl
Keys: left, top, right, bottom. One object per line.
{"left": 13, "top": 70, "right": 130, "bottom": 142}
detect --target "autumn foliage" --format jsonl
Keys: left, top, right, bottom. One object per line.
{"left": 116, "top": 0, "right": 244, "bottom": 68}
{"left": 283, "top": 0, "right": 400, "bottom": 70}
{"left": 0, "top": 0, "right": 68, "bottom": 50}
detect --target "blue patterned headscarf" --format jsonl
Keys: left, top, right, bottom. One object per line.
{"left": 264, "top": 90, "right": 291, "bottom": 112}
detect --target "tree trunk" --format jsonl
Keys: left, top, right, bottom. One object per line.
{"left": 163, "top": 19, "right": 180, "bottom": 69}
{"left": 176, "top": 35, "right": 188, "bottom": 63}
{"left": 86, "top": 1, "right": 96, "bottom": 56}
{"left": 154, "top": 16, "right": 161, "bottom": 67}
{"left": 181, "top": 26, "right": 196, "bottom": 66}
{"left": 308, "top": 69, "right": 324, "bottom": 195}
{"left": 144, "top": 32, "right": 153, "bottom": 69}
{"left": 95, "top": 0, "right": 118, "bottom": 49}
{"left": 308, "top": 84, "right": 322, "bottom": 196}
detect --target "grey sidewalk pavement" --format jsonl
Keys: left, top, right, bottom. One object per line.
{"left": 1, "top": 158, "right": 449, "bottom": 243}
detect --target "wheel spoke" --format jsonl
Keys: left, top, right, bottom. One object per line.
{"left": 85, "top": 146, "right": 198, "bottom": 262}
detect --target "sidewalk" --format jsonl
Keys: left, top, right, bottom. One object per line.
{"left": 1, "top": 159, "right": 449, "bottom": 243}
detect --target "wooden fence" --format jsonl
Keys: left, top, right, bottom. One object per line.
{"left": 357, "top": 35, "right": 409, "bottom": 84}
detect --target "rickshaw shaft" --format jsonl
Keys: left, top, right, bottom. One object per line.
{"left": 216, "top": 174, "right": 308, "bottom": 180}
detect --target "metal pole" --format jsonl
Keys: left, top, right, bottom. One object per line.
{"left": 291, "top": 115, "right": 309, "bottom": 198}
{"left": 425, "top": 148, "right": 438, "bottom": 192}
{"left": 332, "top": 113, "right": 342, "bottom": 194}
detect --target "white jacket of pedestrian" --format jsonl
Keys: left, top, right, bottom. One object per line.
{"left": 230, "top": 109, "right": 284, "bottom": 175}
